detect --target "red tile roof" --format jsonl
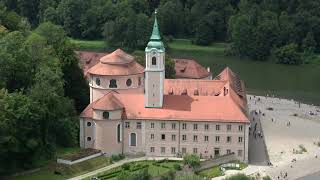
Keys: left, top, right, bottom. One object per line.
{"left": 81, "top": 67, "right": 249, "bottom": 123}
{"left": 164, "top": 79, "right": 227, "bottom": 96}
{"left": 87, "top": 49, "right": 144, "bottom": 76}
{"left": 174, "top": 59, "right": 211, "bottom": 79}
{"left": 214, "top": 67, "right": 246, "bottom": 97}
{"left": 81, "top": 91, "right": 249, "bottom": 123}
{"left": 92, "top": 92, "right": 124, "bottom": 111}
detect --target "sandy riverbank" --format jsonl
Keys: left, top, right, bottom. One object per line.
{"left": 248, "top": 95, "right": 320, "bottom": 179}
{"left": 214, "top": 95, "right": 320, "bottom": 180}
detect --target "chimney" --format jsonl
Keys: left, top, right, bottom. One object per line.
{"left": 207, "top": 67, "right": 211, "bottom": 72}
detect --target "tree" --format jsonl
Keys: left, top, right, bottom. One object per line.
{"left": 35, "top": 22, "right": 89, "bottom": 113}
{"left": 0, "top": 89, "right": 42, "bottom": 174}
{"left": 274, "top": 43, "right": 302, "bottom": 65}
{"left": 183, "top": 154, "right": 200, "bottom": 169}
{"left": 158, "top": 0, "right": 184, "bottom": 36}
{"left": 302, "top": 32, "right": 316, "bottom": 53}
{"left": 0, "top": 31, "right": 33, "bottom": 91}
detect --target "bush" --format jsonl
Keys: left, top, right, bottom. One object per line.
{"left": 173, "top": 164, "right": 181, "bottom": 170}
{"left": 263, "top": 176, "right": 272, "bottom": 180}
{"left": 122, "top": 163, "right": 130, "bottom": 170}
{"left": 273, "top": 43, "right": 303, "bottom": 65}
{"left": 225, "top": 173, "right": 251, "bottom": 180}
{"left": 111, "top": 154, "right": 125, "bottom": 162}
{"left": 183, "top": 154, "right": 200, "bottom": 169}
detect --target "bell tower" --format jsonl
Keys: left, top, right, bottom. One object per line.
{"left": 144, "top": 11, "right": 165, "bottom": 108}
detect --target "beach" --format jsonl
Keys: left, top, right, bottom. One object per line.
{"left": 214, "top": 95, "right": 320, "bottom": 180}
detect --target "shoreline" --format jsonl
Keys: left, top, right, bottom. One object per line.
{"left": 248, "top": 94, "right": 320, "bottom": 179}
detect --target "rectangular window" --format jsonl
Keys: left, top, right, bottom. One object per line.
{"left": 172, "top": 123, "right": 176, "bottom": 130}
{"left": 205, "top": 124, "right": 209, "bottom": 131}
{"left": 193, "top": 148, "right": 198, "bottom": 154}
{"left": 216, "top": 124, "right": 220, "bottom": 131}
{"left": 125, "top": 122, "right": 130, "bottom": 128}
{"left": 193, "top": 124, "right": 198, "bottom": 130}
{"left": 161, "top": 147, "right": 165, "bottom": 154}
{"left": 151, "top": 134, "right": 154, "bottom": 140}
{"left": 215, "top": 136, "right": 220, "bottom": 142}
{"left": 214, "top": 148, "right": 220, "bottom": 156}
{"left": 161, "top": 122, "right": 166, "bottom": 129}
{"left": 161, "top": 134, "right": 166, "bottom": 140}
{"left": 171, "top": 147, "right": 176, "bottom": 154}
{"left": 193, "top": 135, "right": 198, "bottom": 142}
{"left": 238, "top": 137, "right": 243, "bottom": 143}
{"left": 150, "top": 147, "right": 155, "bottom": 152}
{"left": 136, "top": 122, "right": 142, "bottom": 129}
{"left": 182, "top": 123, "right": 187, "bottom": 130}
{"left": 182, "top": 135, "right": 187, "bottom": 141}
{"left": 227, "top": 136, "right": 232, "bottom": 143}
{"left": 130, "top": 133, "right": 136, "bottom": 146}
{"left": 238, "top": 125, "right": 243, "bottom": 132}
{"left": 238, "top": 150, "right": 243, "bottom": 157}
{"left": 227, "top": 149, "right": 231, "bottom": 154}
{"left": 204, "top": 136, "right": 209, "bottom": 142}
{"left": 182, "top": 148, "right": 186, "bottom": 154}
{"left": 227, "top": 124, "right": 232, "bottom": 131}
{"left": 151, "top": 122, "right": 154, "bottom": 129}
{"left": 172, "top": 134, "right": 176, "bottom": 141}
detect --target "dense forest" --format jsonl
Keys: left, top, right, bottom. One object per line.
{"left": 2, "top": 0, "right": 320, "bottom": 64}
{"left": 0, "top": 0, "right": 320, "bottom": 175}
{"left": 0, "top": 7, "right": 88, "bottom": 175}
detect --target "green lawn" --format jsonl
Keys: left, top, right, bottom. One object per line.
{"left": 198, "top": 166, "right": 224, "bottom": 178}
{"left": 13, "top": 148, "right": 111, "bottom": 180}
{"left": 90, "top": 160, "right": 181, "bottom": 180}
{"left": 70, "top": 38, "right": 107, "bottom": 52}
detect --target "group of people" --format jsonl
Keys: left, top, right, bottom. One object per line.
{"left": 277, "top": 171, "right": 288, "bottom": 179}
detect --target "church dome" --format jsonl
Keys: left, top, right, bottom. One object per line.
{"left": 87, "top": 49, "right": 144, "bottom": 76}
{"left": 100, "top": 49, "right": 134, "bottom": 65}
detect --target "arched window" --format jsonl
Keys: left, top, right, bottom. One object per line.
{"left": 130, "top": 133, "right": 136, "bottom": 146}
{"left": 138, "top": 77, "right": 142, "bottom": 86}
{"left": 96, "top": 78, "right": 100, "bottom": 86}
{"left": 103, "top": 111, "right": 109, "bottom": 119}
{"left": 152, "top": 57, "right": 157, "bottom": 65}
{"left": 126, "top": 79, "right": 132, "bottom": 87}
{"left": 117, "top": 124, "right": 121, "bottom": 143}
{"left": 109, "top": 79, "right": 117, "bottom": 88}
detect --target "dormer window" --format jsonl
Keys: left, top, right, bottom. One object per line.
{"left": 109, "top": 79, "right": 117, "bottom": 88}
{"left": 96, "top": 78, "right": 100, "bottom": 86}
{"left": 152, "top": 57, "right": 157, "bottom": 65}
{"left": 102, "top": 111, "right": 109, "bottom": 119}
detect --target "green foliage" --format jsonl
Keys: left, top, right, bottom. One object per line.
{"left": 198, "top": 166, "right": 223, "bottom": 178}
{"left": 263, "top": 176, "right": 272, "bottom": 180}
{"left": 174, "top": 172, "right": 203, "bottom": 180}
{"left": 274, "top": 43, "right": 302, "bottom": 65}
{"left": 183, "top": 154, "right": 200, "bottom": 169}
{"left": 111, "top": 154, "right": 125, "bottom": 162}
{"left": 303, "top": 32, "right": 316, "bottom": 53}
{"left": 35, "top": 22, "right": 89, "bottom": 113}
{"left": 225, "top": 173, "right": 252, "bottom": 180}
{"left": 103, "top": 11, "right": 151, "bottom": 50}
{"left": 0, "top": 89, "right": 42, "bottom": 174}
{"left": 0, "top": 21, "right": 83, "bottom": 175}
